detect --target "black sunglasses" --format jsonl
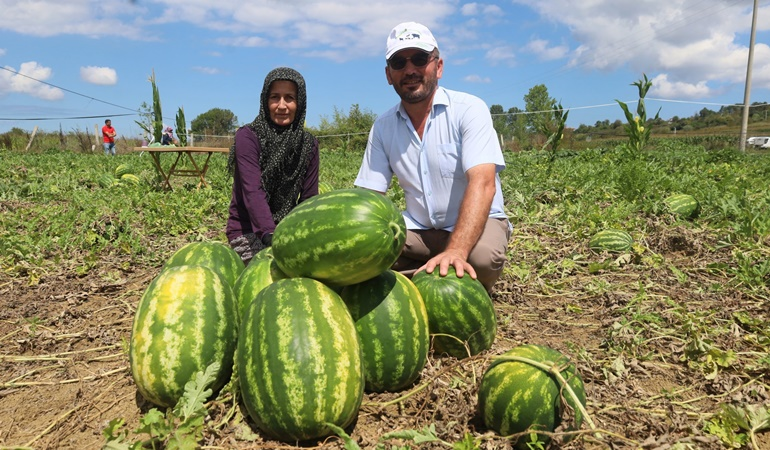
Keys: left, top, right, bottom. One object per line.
{"left": 387, "top": 52, "right": 435, "bottom": 70}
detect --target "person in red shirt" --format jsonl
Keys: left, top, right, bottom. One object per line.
{"left": 102, "top": 119, "right": 117, "bottom": 155}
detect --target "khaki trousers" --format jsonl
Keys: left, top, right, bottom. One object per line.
{"left": 392, "top": 218, "right": 511, "bottom": 292}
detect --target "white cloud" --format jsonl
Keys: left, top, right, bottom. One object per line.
{"left": 464, "top": 74, "right": 492, "bottom": 83}
{"left": 485, "top": 46, "right": 516, "bottom": 66}
{"left": 0, "top": 48, "right": 6, "bottom": 56}
{"left": 192, "top": 66, "right": 222, "bottom": 75}
{"left": 512, "top": 0, "right": 770, "bottom": 90}
{"left": 0, "top": 61, "right": 64, "bottom": 100}
{"left": 461, "top": 3, "right": 503, "bottom": 17}
{"left": 522, "top": 39, "right": 568, "bottom": 61}
{"left": 650, "top": 73, "right": 714, "bottom": 99}
{"left": 80, "top": 66, "right": 118, "bottom": 85}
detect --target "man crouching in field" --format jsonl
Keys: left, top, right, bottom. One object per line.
{"left": 354, "top": 21, "right": 511, "bottom": 292}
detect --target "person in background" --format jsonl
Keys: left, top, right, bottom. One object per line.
{"left": 226, "top": 67, "right": 319, "bottom": 265}
{"left": 161, "top": 126, "right": 178, "bottom": 146}
{"left": 354, "top": 22, "right": 510, "bottom": 292}
{"left": 102, "top": 119, "right": 116, "bottom": 155}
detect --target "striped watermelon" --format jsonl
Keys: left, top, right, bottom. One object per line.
{"left": 115, "top": 163, "right": 134, "bottom": 178}
{"left": 588, "top": 229, "right": 633, "bottom": 253}
{"left": 232, "top": 251, "right": 288, "bottom": 321}
{"left": 130, "top": 265, "right": 237, "bottom": 408}
{"left": 664, "top": 193, "right": 700, "bottom": 219}
{"left": 340, "top": 270, "right": 429, "bottom": 392}
{"left": 248, "top": 246, "right": 274, "bottom": 266}
{"left": 411, "top": 267, "right": 497, "bottom": 359}
{"left": 98, "top": 173, "right": 117, "bottom": 188}
{"left": 237, "top": 278, "right": 364, "bottom": 442}
{"left": 478, "top": 344, "right": 586, "bottom": 449}
{"left": 164, "top": 241, "right": 245, "bottom": 288}
{"left": 318, "top": 181, "right": 334, "bottom": 194}
{"left": 119, "top": 173, "right": 141, "bottom": 185}
{"left": 272, "top": 188, "right": 406, "bottom": 287}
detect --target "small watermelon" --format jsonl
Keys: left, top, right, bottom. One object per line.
{"left": 664, "top": 194, "right": 700, "bottom": 219}
{"left": 588, "top": 229, "right": 633, "bottom": 253}
{"left": 340, "top": 270, "right": 429, "bottom": 392}
{"left": 163, "top": 241, "right": 245, "bottom": 288}
{"left": 478, "top": 344, "right": 587, "bottom": 449}
{"left": 411, "top": 266, "right": 497, "bottom": 359}
{"left": 115, "top": 163, "right": 134, "bottom": 178}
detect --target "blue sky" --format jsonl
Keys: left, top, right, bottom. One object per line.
{"left": 1, "top": 0, "right": 768, "bottom": 138}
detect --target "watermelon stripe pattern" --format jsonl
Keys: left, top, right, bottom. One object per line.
{"left": 588, "top": 229, "right": 633, "bottom": 253}
{"left": 664, "top": 193, "right": 700, "bottom": 219}
{"left": 341, "top": 270, "right": 429, "bottom": 392}
{"left": 272, "top": 188, "right": 406, "bottom": 287}
{"left": 411, "top": 267, "right": 497, "bottom": 359}
{"left": 130, "top": 265, "right": 237, "bottom": 408}
{"left": 478, "top": 344, "right": 586, "bottom": 449}
{"left": 232, "top": 252, "right": 287, "bottom": 321}
{"left": 237, "top": 278, "right": 364, "bottom": 442}
{"left": 164, "top": 241, "right": 245, "bottom": 288}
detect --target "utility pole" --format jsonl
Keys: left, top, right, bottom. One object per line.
{"left": 739, "top": 0, "right": 759, "bottom": 152}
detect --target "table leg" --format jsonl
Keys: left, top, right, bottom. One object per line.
{"left": 149, "top": 152, "right": 173, "bottom": 190}
{"left": 183, "top": 151, "right": 209, "bottom": 188}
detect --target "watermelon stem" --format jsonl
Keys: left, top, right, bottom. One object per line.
{"left": 493, "top": 356, "right": 599, "bottom": 435}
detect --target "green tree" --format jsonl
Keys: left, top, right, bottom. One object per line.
{"left": 524, "top": 84, "right": 556, "bottom": 136}
{"left": 190, "top": 108, "right": 239, "bottom": 138}
{"left": 312, "top": 104, "right": 377, "bottom": 151}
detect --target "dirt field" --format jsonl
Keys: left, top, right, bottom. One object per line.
{"left": 1, "top": 224, "right": 768, "bottom": 449}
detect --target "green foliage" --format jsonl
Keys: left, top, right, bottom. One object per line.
{"left": 524, "top": 84, "right": 555, "bottom": 135}
{"left": 705, "top": 403, "right": 770, "bottom": 449}
{"left": 616, "top": 74, "right": 661, "bottom": 156}
{"left": 312, "top": 104, "right": 377, "bottom": 152}
{"left": 102, "top": 362, "right": 221, "bottom": 449}
{"left": 190, "top": 108, "right": 239, "bottom": 137}
{"left": 175, "top": 107, "right": 188, "bottom": 147}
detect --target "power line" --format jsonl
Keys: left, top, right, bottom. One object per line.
{"left": 0, "top": 66, "right": 140, "bottom": 113}
{"left": 0, "top": 113, "right": 137, "bottom": 121}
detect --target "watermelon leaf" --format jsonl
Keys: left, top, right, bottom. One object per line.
{"left": 175, "top": 361, "right": 220, "bottom": 421}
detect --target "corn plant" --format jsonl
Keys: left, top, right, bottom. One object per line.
{"left": 616, "top": 74, "right": 660, "bottom": 156}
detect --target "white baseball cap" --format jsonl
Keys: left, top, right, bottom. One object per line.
{"left": 385, "top": 22, "right": 438, "bottom": 60}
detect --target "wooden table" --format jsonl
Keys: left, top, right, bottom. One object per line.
{"left": 132, "top": 146, "right": 229, "bottom": 190}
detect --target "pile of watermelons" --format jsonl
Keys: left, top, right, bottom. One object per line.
{"left": 129, "top": 188, "right": 587, "bottom": 447}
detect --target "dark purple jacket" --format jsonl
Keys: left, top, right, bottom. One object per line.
{"left": 226, "top": 126, "right": 319, "bottom": 241}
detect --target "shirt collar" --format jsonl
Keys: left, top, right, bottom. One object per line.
{"left": 396, "top": 86, "right": 448, "bottom": 121}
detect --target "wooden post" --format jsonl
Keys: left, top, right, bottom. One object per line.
{"left": 25, "top": 126, "right": 38, "bottom": 151}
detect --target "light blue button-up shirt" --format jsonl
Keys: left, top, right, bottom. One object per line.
{"left": 355, "top": 86, "right": 507, "bottom": 231}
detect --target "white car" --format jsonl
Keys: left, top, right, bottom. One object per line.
{"left": 748, "top": 136, "right": 770, "bottom": 147}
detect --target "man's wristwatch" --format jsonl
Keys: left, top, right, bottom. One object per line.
{"left": 261, "top": 232, "right": 273, "bottom": 246}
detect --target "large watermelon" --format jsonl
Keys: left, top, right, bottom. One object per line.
{"left": 164, "top": 241, "right": 245, "bottom": 288}
{"left": 340, "top": 270, "right": 429, "bottom": 392}
{"left": 478, "top": 344, "right": 586, "bottom": 449}
{"left": 664, "top": 193, "right": 700, "bottom": 219}
{"left": 237, "top": 278, "right": 364, "bottom": 442}
{"left": 272, "top": 188, "right": 406, "bottom": 287}
{"left": 588, "top": 229, "right": 633, "bottom": 253}
{"left": 130, "top": 265, "right": 237, "bottom": 408}
{"left": 232, "top": 251, "right": 288, "bottom": 321}
{"left": 411, "top": 267, "right": 497, "bottom": 359}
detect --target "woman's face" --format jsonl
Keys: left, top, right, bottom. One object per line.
{"left": 268, "top": 80, "right": 298, "bottom": 127}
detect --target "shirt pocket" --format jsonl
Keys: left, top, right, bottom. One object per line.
{"left": 437, "top": 143, "right": 462, "bottom": 178}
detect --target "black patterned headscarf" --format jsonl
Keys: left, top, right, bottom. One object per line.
{"left": 228, "top": 67, "right": 315, "bottom": 223}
